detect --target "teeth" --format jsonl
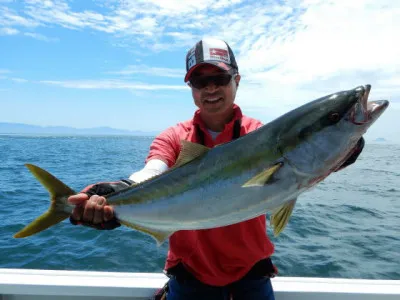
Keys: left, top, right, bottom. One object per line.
{"left": 351, "top": 84, "right": 371, "bottom": 124}
{"left": 206, "top": 98, "right": 220, "bottom": 102}
{"left": 362, "top": 85, "right": 371, "bottom": 110}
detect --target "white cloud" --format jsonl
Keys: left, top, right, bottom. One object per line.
{"left": 11, "top": 78, "right": 28, "bottom": 83}
{"left": 0, "top": 6, "right": 40, "bottom": 28}
{"left": 0, "top": 27, "right": 19, "bottom": 35}
{"left": 222, "top": 0, "right": 400, "bottom": 125}
{"left": 24, "top": 32, "right": 58, "bottom": 42}
{"left": 40, "top": 79, "right": 188, "bottom": 90}
{"left": 0, "top": 69, "right": 10, "bottom": 80}
{"left": 0, "top": 71, "right": 28, "bottom": 83}
{"left": 108, "top": 65, "right": 184, "bottom": 78}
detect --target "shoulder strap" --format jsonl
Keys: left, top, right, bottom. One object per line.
{"left": 195, "top": 118, "right": 242, "bottom": 145}
{"left": 232, "top": 118, "right": 242, "bottom": 140}
{"left": 195, "top": 124, "right": 205, "bottom": 145}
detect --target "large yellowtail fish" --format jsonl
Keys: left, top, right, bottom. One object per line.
{"left": 14, "top": 85, "right": 389, "bottom": 245}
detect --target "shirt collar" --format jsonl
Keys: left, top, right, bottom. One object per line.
{"left": 192, "top": 104, "right": 243, "bottom": 130}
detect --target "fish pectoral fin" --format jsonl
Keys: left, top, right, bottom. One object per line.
{"left": 119, "top": 220, "right": 173, "bottom": 246}
{"left": 270, "top": 198, "right": 297, "bottom": 237}
{"left": 174, "top": 140, "right": 210, "bottom": 168}
{"left": 242, "top": 163, "right": 283, "bottom": 187}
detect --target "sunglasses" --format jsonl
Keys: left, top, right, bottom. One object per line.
{"left": 188, "top": 73, "right": 233, "bottom": 89}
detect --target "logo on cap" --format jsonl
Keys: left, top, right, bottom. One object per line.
{"left": 187, "top": 47, "right": 196, "bottom": 70}
{"left": 209, "top": 48, "right": 229, "bottom": 63}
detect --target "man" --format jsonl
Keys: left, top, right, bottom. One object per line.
{"left": 68, "top": 38, "right": 365, "bottom": 300}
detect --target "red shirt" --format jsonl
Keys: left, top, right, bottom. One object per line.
{"left": 145, "top": 105, "right": 275, "bottom": 286}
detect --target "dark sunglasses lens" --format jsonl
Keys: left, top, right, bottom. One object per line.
{"left": 215, "top": 74, "right": 232, "bottom": 86}
{"left": 190, "top": 77, "right": 205, "bottom": 89}
{"left": 190, "top": 74, "right": 232, "bottom": 89}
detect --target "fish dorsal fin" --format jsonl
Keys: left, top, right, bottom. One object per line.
{"left": 174, "top": 140, "right": 210, "bottom": 168}
{"left": 270, "top": 198, "right": 297, "bottom": 237}
{"left": 242, "top": 163, "right": 283, "bottom": 187}
{"left": 119, "top": 220, "right": 173, "bottom": 246}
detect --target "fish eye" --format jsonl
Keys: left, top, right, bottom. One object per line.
{"left": 328, "top": 112, "right": 340, "bottom": 123}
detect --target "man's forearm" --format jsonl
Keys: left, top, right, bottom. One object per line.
{"left": 129, "top": 159, "right": 169, "bottom": 183}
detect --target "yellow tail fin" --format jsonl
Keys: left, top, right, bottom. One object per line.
{"left": 14, "top": 164, "right": 76, "bottom": 238}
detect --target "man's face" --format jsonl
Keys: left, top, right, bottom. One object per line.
{"left": 189, "top": 64, "right": 241, "bottom": 116}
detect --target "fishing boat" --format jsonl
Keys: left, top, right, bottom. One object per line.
{"left": 0, "top": 268, "right": 399, "bottom": 299}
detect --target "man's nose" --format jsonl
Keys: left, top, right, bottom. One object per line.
{"left": 204, "top": 82, "right": 218, "bottom": 92}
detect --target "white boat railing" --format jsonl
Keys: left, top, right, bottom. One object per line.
{"left": 0, "top": 268, "right": 399, "bottom": 300}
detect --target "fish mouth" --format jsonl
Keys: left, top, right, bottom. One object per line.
{"left": 350, "top": 85, "right": 389, "bottom": 124}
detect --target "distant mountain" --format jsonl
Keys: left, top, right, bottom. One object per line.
{"left": 0, "top": 122, "right": 158, "bottom": 136}
{"left": 374, "top": 137, "right": 387, "bottom": 142}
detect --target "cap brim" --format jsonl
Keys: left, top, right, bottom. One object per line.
{"left": 184, "top": 62, "right": 232, "bottom": 82}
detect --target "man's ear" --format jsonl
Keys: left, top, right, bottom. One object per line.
{"left": 235, "top": 74, "right": 241, "bottom": 88}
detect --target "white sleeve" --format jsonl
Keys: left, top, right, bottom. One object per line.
{"left": 128, "top": 159, "right": 169, "bottom": 183}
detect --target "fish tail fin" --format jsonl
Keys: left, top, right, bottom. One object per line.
{"left": 13, "top": 164, "right": 76, "bottom": 238}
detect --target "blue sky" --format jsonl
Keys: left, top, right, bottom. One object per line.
{"left": 0, "top": 0, "right": 399, "bottom": 142}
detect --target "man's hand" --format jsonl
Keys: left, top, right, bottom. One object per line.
{"left": 68, "top": 194, "right": 115, "bottom": 224}
{"left": 67, "top": 180, "right": 133, "bottom": 230}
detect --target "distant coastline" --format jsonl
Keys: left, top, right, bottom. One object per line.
{"left": 0, "top": 122, "right": 394, "bottom": 144}
{"left": 0, "top": 122, "right": 159, "bottom": 136}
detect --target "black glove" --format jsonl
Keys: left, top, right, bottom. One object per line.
{"left": 70, "top": 179, "right": 134, "bottom": 230}
{"left": 81, "top": 179, "right": 134, "bottom": 197}
{"left": 335, "top": 137, "right": 365, "bottom": 171}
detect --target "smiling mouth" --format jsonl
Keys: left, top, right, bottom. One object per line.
{"left": 204, "top": 97, "right": 223, "bottom": 104}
